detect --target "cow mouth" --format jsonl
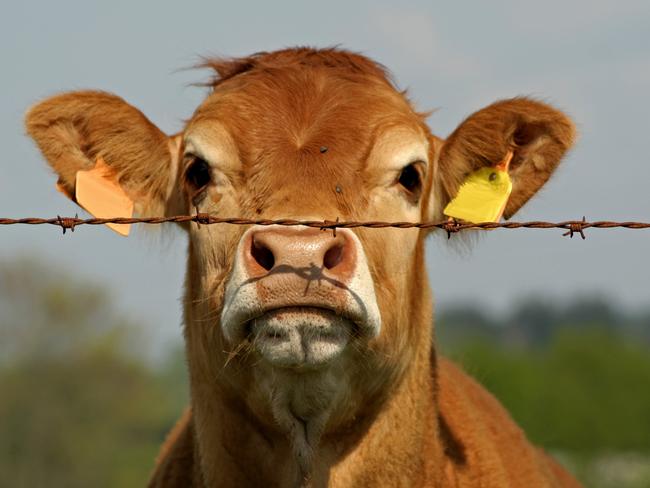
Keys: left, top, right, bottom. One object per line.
{"left": 244, "top": 306, "right": 354, "bottom": 369}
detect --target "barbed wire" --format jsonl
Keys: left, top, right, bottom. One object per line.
{"left": 2, "top": 215, "right": 650, "bottom": 239}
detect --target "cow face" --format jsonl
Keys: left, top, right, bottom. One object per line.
{"left": 25, "top": 48, "right": 574, "bottom": 459}
{"left": 178, "top": 63, "right": 440, "bottom": 448}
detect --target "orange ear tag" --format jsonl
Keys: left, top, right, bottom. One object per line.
{"left": 444, "top": 151, "right": 514, "bottom": 223}
{"left": 75, "top": 158, "right": 134, "bottom": 236}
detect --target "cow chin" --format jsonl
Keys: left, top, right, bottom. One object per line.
{"left": 245, "top": 311, "right": 360, "bottom": 477}
{"left": 248, "top": 306, "right": 352, "bottom": 369}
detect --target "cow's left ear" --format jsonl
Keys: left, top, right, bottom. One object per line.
{"left": 432, "top": 97, "right": 576, "bottom": 220}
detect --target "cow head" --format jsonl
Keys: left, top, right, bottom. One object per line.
{"left": 25, "top": 48, "right": 574, "bottom": 477}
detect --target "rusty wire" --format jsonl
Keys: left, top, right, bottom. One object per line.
{"left": 1, "top": 215, "right": 650, "bottom": 239}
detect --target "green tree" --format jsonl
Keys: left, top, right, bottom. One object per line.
{"left": 0, "top": 259, "right": 187, "bottom": 488}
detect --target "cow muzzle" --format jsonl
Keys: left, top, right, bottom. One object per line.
{"left": 221, "top": 225, "right": 381, "bottom": 368}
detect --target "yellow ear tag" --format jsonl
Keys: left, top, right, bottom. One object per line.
{"left": 74, "top": 158, "right": 134, "bottom": 236}
{"left": 444, "top": 151, "right": 513, "bottom": 223}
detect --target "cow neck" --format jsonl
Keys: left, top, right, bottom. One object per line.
{"left": 188, "top": 324, "right": 443, "bottom": 486}
{"left": 322, "top": 331, "right": 445, "bottom": 487}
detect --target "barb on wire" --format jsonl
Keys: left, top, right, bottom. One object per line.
{"left": 443, "top": 218, "right": 462, "bottom": 239}
{"left": 320, "top": 217, "right": 340, "bottom": 237}
{"left": 194, "top": 206, "right": 210, "bottom": 229}
{"left": 1, "top": 215, "right": 650, "bottom": 238}
{"left": 56, "top": 214, "right": 78, "bottom": 235}
{"left": 562, "top": 216, "right": 587, "bottom": 239}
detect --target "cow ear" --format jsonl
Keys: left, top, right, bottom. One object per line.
{"left": 25, "top": 90, "right": 184, "bottom": 218}
{"left": 432, "top": 97, "right": 576, "bottom": 220}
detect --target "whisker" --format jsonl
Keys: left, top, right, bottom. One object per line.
{"left": 223, "top": 340, "right": 249, "bottom": 369}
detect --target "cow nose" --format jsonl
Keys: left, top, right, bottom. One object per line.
{"left": 221, "top": 224, "right": 381, "bottom": 358}
{"left": 244, "top": 227, "right": 355, "bottom": 278}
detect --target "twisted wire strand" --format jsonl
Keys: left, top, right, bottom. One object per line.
{"left": 1, "top": 215, "right": 650, "bottom": 237}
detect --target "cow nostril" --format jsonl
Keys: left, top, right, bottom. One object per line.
{"left": 251, "top": 238, "right": 275, "bottom": 271}
{"left": 323, "top": 244, "right": 344, "bottom": 270}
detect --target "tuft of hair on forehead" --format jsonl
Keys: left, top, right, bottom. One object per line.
{"left": 198, "top": 46, "right": 397, "bottom": 90}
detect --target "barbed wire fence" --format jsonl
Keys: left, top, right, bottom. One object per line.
{"left": 2, "top": 215, "right": 650, "bottom": 239}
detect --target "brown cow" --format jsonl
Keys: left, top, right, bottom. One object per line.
{"left": 25, "top": 47, "right": 580, "bottom": 487}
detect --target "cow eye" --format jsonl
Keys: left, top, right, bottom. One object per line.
{"left": 398, "top": 163, "right": 422, "bottom": 197}
{"left": 185, "top": 156, "right": 212, "bottom": 191}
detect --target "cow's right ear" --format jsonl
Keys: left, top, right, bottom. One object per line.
{"left": 25, "top": 90, "right": 184, "bottom": 219}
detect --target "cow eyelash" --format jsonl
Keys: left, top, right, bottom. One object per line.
{"left": 184, "top": 155, "right": 212, "bottom": 192}
{"left": 397, "top": 162, "right": 423, "bottom": 200}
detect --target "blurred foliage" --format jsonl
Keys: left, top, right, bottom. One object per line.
{"left": 0, "top": 259, "right": 187, "bottom": 488}
{"left": 438, "top": 298, "right": 650, "bottom": 488}
{"left": 447, "top": 331, "right": 650, "bottom": 452}
{"left": 1, "top": 259, "right": 649, "bottom": 487}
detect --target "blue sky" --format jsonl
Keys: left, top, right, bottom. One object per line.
{"left": 1, "top": 1, "right": 649, "bottom": 350}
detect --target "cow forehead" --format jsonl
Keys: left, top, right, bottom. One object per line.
{"left": 184, "top": 68, "right": 430, "bottom": 211}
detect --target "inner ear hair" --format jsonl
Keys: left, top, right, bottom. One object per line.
{"left": 507, "top": 118, "right": 563, "bottom": 173}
